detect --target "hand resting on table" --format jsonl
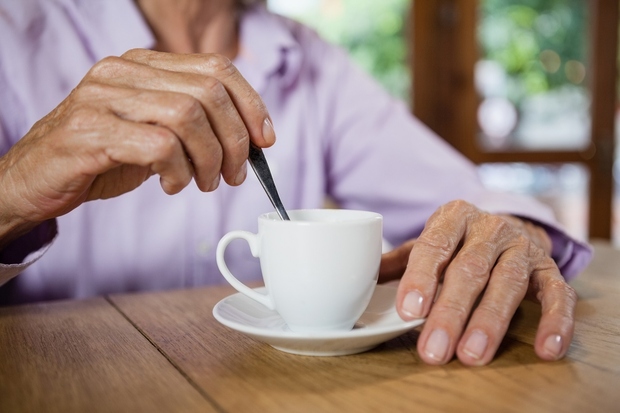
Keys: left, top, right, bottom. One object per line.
{"left": 380, "top": 200, "right": 577, "bottom": 366}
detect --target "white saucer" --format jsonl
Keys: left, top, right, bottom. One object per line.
{"left": 212, "top": 284, "right": 425, "bottom": 356}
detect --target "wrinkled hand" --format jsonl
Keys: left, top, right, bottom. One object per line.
{"left": 379, "top": 200, "right": 577, "bottom": 366}
{"left": 0, "top": 49, "right": 274, "bottom": 244}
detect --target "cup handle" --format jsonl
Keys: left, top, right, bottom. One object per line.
{"left": 216, "top": 230, "right": 276, "bottom": 310}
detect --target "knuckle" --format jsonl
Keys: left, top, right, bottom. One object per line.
{"left": 511, "top": 235, "right": 543, "bottom": 262}
{"left": 199, "top": 77, "right": 229, "bottom": 106}
{"left": 530, "top": 243, "right": 550, "bottom": 268}
{"left": 208, "top": 142, "right": 224, "bottom": 164}
{"left": 513, "top": 234, "right": 531, "bottom": 249}
{"left": 222, "top": 127, "right": 250, "bottom": 160}
{"left": 70, "top": 80, "right": 106, "bottom": 102}
{"left": 149, "top": 130, "right": 178, "bottom": 159}
{"left": 170, "top": 95, "right": 205, "bottom": 124}
{"left": 446, "top": 199, "right": 475, "bottom": 215}
{"left": 204, "top": 53, "right": 235, "bottom": 76}
{"left": 538, "top": 255, "right": 557, "bottom": 271}
{"left": 548, "top": 278, "right": 578, "bottom": 303}
{"left": 120, "top": 48, "right": 149, "bottom": 61}
{"left": 416, "top": 229, "right": 455, "bottom": 259}
{"left": 456, "top": 251, "right": 492, "bottom": 281}
{"left": 487, "top": 215, "right": 512, "bottom": 235}
{"left": 475, "top": 302, "right": 512, "bottom": 324}
{"left": 434, "top": 298, "right": 470, "bottom": 323}
{"left": 63, "top": 105, "right": 105, "bottom": 132}
{"left": 496, "top": 257, "right": 529, "bottom": 284}
{"left": 88, "top": 56, "right": 126, "bottom": 79}
{"left": 535, "top": 273, "right": 577, "bottom": 321}
{"left": 233, "top": 125, "right": 250, "bottom": 145}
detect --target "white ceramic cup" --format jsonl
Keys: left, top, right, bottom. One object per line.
{"left": 216, "top": 209, "right": 383, "bottom": 333}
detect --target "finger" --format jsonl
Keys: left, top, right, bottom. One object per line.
{"left": 79, "top": 83, "right": 224, "bottom": 191}
{"left": 87, "top": 164, "right": 154, "bottom": 201}
{"left": 77, "top": 79, "right": 225, "bottom": 189}
{"left": 110, "top": 120, "right": 192, "bottom": 195}
{"left": 416, "top": 228, "right": 506, "bottom": 365}
{"left": 379, "top": 239, "right": 416, "bottom": 283}
{"left": 455, "top": 242, "right": 532, "bottom": 366}
{"left": 120, "top": 49, "right": 276, "bottom": 147}
{"left": 75, "top": 111, "right": 194, "bottom": 196}
{"left": 531, "top": 261, "right": 577, "bottom": 361}
{"left": 192, "top": 78, "right": 248, "bottom": 186}
{"left": 396, "top": 201, "right": 471, "bottom": 321}
{"left": 85, "top": 57, "right": 251, "bottom": 185}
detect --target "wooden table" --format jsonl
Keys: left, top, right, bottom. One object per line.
{"left": 1, "top": 241, "right": 619, "bottom": 413}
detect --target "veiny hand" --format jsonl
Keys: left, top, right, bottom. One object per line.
{"left": 379, "top": 200, "right": 577, "bottom": 366}
{"left": 0, "top": 49, "right": 274, "bottom": 244}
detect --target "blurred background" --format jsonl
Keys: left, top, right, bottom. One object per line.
{"left": 267, "top": 0, "right": 619, "bottom": 245}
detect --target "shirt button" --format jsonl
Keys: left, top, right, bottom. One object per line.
{"left": 196, "top": 241, "right": 211, "bottom": 257}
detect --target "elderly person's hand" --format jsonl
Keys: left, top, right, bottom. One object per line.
{"left": 379, "top": 200, "right": 577, "bottom": 366}
{"left": 0, "top": 49, "right": 274, "bottom": 246}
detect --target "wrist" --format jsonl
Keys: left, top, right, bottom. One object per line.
{"left": 0, "top": 191, "right": 41, "bottom": 250}
{"left": 0, "top": 216, "right": 40, "bottom": 250}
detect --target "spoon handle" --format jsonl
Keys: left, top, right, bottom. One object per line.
{"left": 247, "top": 145, "right": 290, "bottom": 220}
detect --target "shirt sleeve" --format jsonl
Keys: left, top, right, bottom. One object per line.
{"left": 307, "top": 32, "right": 592, "bottom": 280}
{"left": 0, "top": 220, "right": 58, "bottom": 287}
{"left": 0, "top": 39, "right": 58, "bottom": 286}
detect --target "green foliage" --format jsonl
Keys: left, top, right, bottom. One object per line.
{"left": 288, "top": 0, "right": 411, "bottom": 102}
{"left": 479, "top": 0, "right": 588, "bottom": 104}
{"left": 280, "top": 0, "right": 590, "bottom": 107}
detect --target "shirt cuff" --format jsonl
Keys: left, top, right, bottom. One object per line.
{"left": 0, "top": 220, "right": 57, "bottom": 286}
{"left": 544, "top": 224, "right": 593, "bottom": 281}
{"left": 514, "top": 216, "right": 593, "bottom": 281}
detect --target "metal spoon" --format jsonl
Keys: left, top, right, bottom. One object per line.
{"left": 247, "top": 144, "right": 290, "bottom": 220}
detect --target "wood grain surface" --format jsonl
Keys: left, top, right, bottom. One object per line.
{"left": 0, "top": 297, "right": 216, "bottom": 413}
{"left": 1, "top": 241, "right": 619, "bottom": 412}
{"left": 109, "top": 241, "right": 620, "bottom": 412}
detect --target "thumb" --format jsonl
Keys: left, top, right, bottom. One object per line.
{"left": 379, "top": 239, "right": 416, "bottom": 283}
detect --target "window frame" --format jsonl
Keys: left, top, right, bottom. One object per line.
{"left": 411, "top": 0, "right": 619, "bottom": 239}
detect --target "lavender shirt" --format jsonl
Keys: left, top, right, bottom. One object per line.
{"left": 0, "top": 0, "right": 592, "bottom": 304}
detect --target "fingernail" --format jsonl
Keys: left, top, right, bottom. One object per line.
{"left": 402, "top": 290, "right": 424, "bottom": 318}
{"left": 234, "top": 162, "right": 247, "bottom": 185}
{"left": 425, "top": 328, "right": 449, "bottom": 362}
{"left": 543, "top": 334, "right": 563, "bottom": 359}
{"left": 209, "top": 174, "right": 220, "bottom": 191}
{"left": 262, "top": 118, "right": 276, "bottom": 145}
{"left": 463, "top": 330, "right": 488, "bottom": 361}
